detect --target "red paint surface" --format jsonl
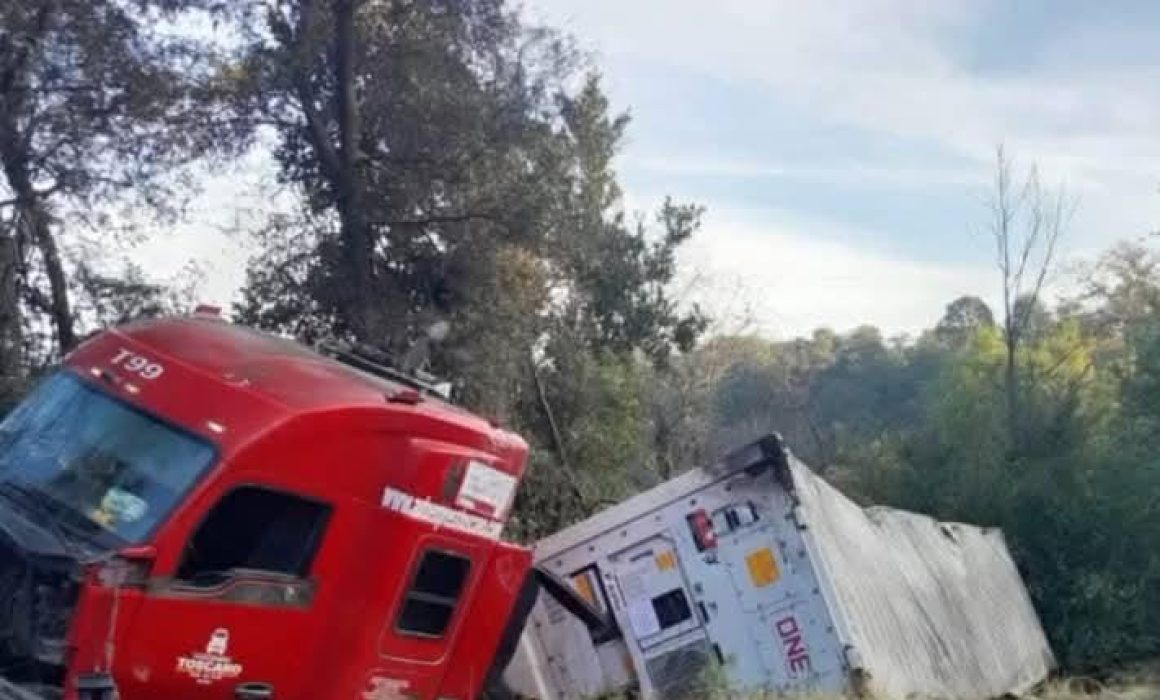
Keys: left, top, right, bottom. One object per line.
{"left": 57, "top": 317, "right": 531, "bottom": 700}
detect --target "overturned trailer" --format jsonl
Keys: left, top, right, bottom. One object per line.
{"left": 504, "top": 435, "right": 1055, "bottom": 699}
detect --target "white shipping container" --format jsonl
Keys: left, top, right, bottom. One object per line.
{"left": 504, "top": 435, "right": 1055, "bottom": 700}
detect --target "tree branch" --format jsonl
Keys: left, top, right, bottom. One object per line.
{"left": 290, "top": 0, "right": 343, "bottom": 185}
{"left": 527, "top": 352, "right": 586, "bottom": 508}
{"left": 371, "top": 211, "right": 501, "bottom": 227}
{"left": 333, "top": 0, "right": 361, "bottom": 180}
{"left": 0, "top": 3, "right": 56, "bottom": 97}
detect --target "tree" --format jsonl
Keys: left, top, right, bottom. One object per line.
{"left": 514, "top": 76, "right": 708, "bottom": 532}
{"left": 934, "top": 295, "right": 994, "bottom": 347}
{"left": 0, "top": 232, "right": 20, "bottom": 408}
{"left": 0, "top": 0, "right": 247, "bottom": 363}
{"left": 987, "top": 145, "right": 1071, "bottom": 445}
{"left": 235, "top": 6, "right": 707, "bottom": 537}
{"left": 1079, "top": 242, "right": 1160, "bottom": 334}
{"left": 548, "top": 77, "right": 707, "bottom": 364}
{"left": 73, "top": 260, "right": 196, "bottom": 329}
{"left": 239, "top": 0, "right": 571, "bottom": 350}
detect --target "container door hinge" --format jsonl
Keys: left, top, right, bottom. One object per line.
{"left": 843, "top": 643, "right": 865, "bottom": 671}
{"left": 790, "top": 504, "right": 808, "bottom": 530}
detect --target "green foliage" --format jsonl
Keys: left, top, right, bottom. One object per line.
{"left": 231, "top": 4, "right": 707, "bottom": 539}
{"left": 73, "top": 260, "right": 199, "bottom": 329}
{"left": 508, "top": 352, "right": 652, "bottom": 540}
{"left": 692, "top": 276, "right": 1160, "bottom": 671}
{"left": 934, "top": 295, "right": 995, "bottom": 347}
{"left": 0, "top": 0, "right": 251, "bottom": 356}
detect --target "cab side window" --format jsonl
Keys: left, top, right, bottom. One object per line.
{"left": 395, "top": 550, "right": 471, "bottom": 638}
{"left": 178, "top": 486, "right": 331, "bottom": 584}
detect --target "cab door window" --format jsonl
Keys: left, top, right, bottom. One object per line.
{"left": 395, "top": 550, "right": 471, "bottom": 638}
{"left": 176, "top": 486, "right": 331, "bottom": 594}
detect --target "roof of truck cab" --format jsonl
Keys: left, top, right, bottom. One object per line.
{"left": 105, "top": 315, "right": 488, "bottom": 426}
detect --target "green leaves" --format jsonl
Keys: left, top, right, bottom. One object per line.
{"left": 229, "top": 5, "right": 707, "bottom": 538}
{"left": 0, "top": 0, "right": 255, "bottom": 359}
{"left": 678, "top": 299, "right": 1159, "bottom": 672}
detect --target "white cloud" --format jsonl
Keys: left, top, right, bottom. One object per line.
{"left": 625, "top": 154, "right": 986, "bottom": 189}
{"left": 526, "top": 0, "right": 1160, "bottom": 334}
{"left": 678, "top": 207, "right": 995, "bottom": 338}
{"left": 529, "top": 0, "right": 1160, "bottom": 224}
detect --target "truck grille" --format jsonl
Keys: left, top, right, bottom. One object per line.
{"left": 0, "top": 537, "right": 80, "bottom": 671}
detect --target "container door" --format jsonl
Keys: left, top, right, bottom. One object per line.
{"left": 609, "top": 535, "right": 711, "bottom": 699}
{"left": 712, "top": 497, "right": 847, "bottom": 694}
{"left": 115, "top": 484, "right": 332, "bottom": 700}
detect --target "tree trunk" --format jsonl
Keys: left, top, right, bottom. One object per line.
{"left": 9, "top": 185, "right": 74, "bottom": 353}
{"left": 0, "top": 3, "right": 72, "bottom": 354}
{"left": 0, "top": 148, "right": 75, "bottom": 354}
{"left": 528, "top": 354, "right": 586, "bottom": 509}
{"left": 337, "top": 204, "right": 375, "bottom": 338}
{"left": 291, "top": 0, "right": 377, "bottom": 341}
{"left": 27, "top": 204, "right": 74, "bottom": 351}
{"left": 332, "top": 0, "right": 377, "bottom": 341}
{"left": 1005, "top": 335, "right": 1018, "bottom": 448}
{"left": 0, "top": 234, "right": 22, "bottom": 386}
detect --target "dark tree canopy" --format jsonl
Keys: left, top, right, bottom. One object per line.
{"left": 236, "top": 0, "right": 571, "bottom": 349}
{"left": 0, "top": 0, "right": 249, "bottom": 366}
{"left": 232, "top": 2, "right": 707, "bottom": 536}
{"left": 935, "top": 295, "right": 995, "bottom": 346}
{"left": 234, "top": 3, "right": 705, "bottom": 372}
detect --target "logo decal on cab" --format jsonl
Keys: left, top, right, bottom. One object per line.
{"left": 175, "top": 628, "right": 244, "bottom": 685}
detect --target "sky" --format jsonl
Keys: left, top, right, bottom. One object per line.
{"left": 135, "top": 0, "right": 1160, "bottom": 339}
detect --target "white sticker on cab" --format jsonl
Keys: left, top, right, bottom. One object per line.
{"left": 456, "top": 460, "right": 517, "bottom": 518}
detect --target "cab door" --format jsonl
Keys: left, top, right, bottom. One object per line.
{"left": 713, "top": 497, "right": 847, "bottom": 694}
{"left": 115, "top": 483, "right": 333, "bottom": 700}
{"left": 370, "top": 530, "right": 485, "bottom": 699}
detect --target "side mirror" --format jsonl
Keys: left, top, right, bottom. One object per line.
{"left": 93, "top": 545, "right": 156, "bottom": 588}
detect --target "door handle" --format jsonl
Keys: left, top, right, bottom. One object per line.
{"left": 235, "top": 682, "right": 275, "bottom": 700}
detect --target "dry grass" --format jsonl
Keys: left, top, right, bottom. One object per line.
{"left": 1036, "top": 680, "right": 1160, "bottom": 700}
{"left": 585, "top": 661, "right": 1160, "bottom": 700}
{"left": 1070, "top": 661, "right": 1160, "bottom": 700}
{"left": 587, "top": 679, "right": 1160, "bottom": 700}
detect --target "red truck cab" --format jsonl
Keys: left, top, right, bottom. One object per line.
{"left": 0, "top": 314, "right": 567, "bottom": 699}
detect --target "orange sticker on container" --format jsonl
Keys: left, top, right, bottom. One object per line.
{"left": 746, "top": 547, "right": 780, "bottom": 587}
{"left": 655, "top": 550, "right": 677, "bottom": 571}
{"left": 572, "top": 572, "right": 597, "bottom": 608}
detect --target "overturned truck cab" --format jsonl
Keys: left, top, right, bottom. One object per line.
{"left": 0, "top": 314, "right": 603, "bottom": 700}
{"left": 507, "top": 435, "right": 1056, "bottom": 700}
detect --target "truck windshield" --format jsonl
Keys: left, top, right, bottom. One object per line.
{"left": 0, "top": 372, "right": 216, "bottom": 545}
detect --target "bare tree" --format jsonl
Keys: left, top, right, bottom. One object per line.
{"left": 988, "top": 145, "right": 1073, "bottom": 444}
